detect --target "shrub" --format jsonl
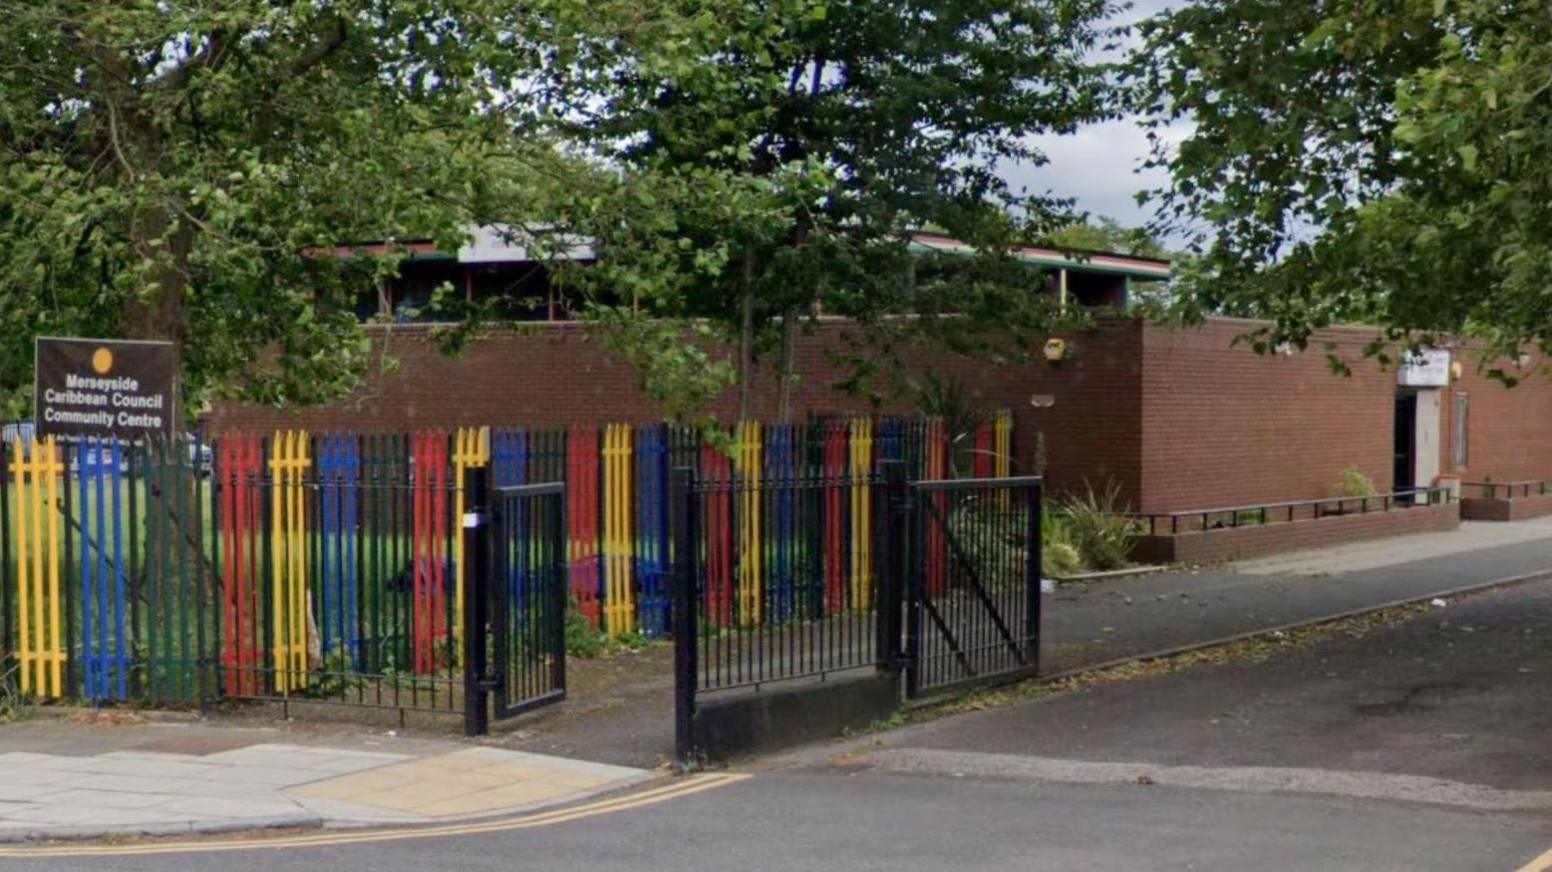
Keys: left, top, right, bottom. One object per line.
{"left": 1335, "top": 466, "right": 1378, "bottom": 498}
{"left": 946, "top": 499, "right": 1029, "bottom": 588}
{"left": 565, "top": 605, "right": 608, "bottom": 658}
{"left": 1042, "top": 540, "right": 1083, "bottom": 577}
{"left": 1060, "top": 482, "right": 1142, "bottom": 571}
{"left": 1041, "top": 507, "right": 1083, "bottom": 577}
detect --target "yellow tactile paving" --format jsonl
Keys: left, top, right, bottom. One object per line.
{"left": 293, "top": 751, "right": 619, "bottom": 818}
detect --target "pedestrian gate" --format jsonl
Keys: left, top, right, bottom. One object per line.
{"left": 462, "top": 472, "right": 568, "bottom": 736}
{"left": 907, "top": 476, "right": 1042, "bottom": 696}
{"left": 491, "top": 481, "right": 567, "bottom": 718}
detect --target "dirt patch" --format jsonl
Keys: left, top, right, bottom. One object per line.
{"left": 62, "top": 710, "right": 149, "bottom": 727}
{"left": 185, "top": 640, "right": 681, "bottom": 767}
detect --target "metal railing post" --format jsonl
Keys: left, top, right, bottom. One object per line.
{"left": 1026, "top": 477, "right": 1042, "bottom": 669}
{"left": 0, "top": 439, "right": 10, "bottom": 663}
{"left": 671, "top": 466, "right": 699, "bottom": 772}
{"left": 462, "top": 465, "right": 491, "bottom": 738}
{"left": 903, "top": 480, "right": 924, "bottom": 700}
{"left": 877, "top": 462, "right": 908, "bottom": 674}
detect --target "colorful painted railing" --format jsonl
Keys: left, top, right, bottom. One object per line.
{"left": 0, "top": 414, "right": 1015, "bottom": 709}
{"left": 11, "top": 437, "right": 65, "bottom": 699}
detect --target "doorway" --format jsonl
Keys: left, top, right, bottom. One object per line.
{"left": 1394, "top": 393, "right": 1417, "bottom": 494}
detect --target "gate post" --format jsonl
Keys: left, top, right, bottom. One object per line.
{"left": 903, "top": 475, "right": 923, "bottom": 700}
{"left": 670, "top": 466, "right": 698, "bottom": 771}
{"left": 462, "top": 466, "right": 491, "bottom": 738}
{"left": 876, "top": 461, "right": 907, "bottom": 674}
{"left": 1026, "top": 477, "right": 1043, "bottom": 670}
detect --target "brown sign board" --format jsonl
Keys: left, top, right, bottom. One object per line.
{"left": 34, "top": 337, "right": 177, "bottom": 439}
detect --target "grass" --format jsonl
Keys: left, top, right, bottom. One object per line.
{"left": 2, "top": 478, "right": 219, "bottom": 568}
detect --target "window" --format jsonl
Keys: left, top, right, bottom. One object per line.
{"left": 1453, "top": 393, "right": 1469, "bottom": 469}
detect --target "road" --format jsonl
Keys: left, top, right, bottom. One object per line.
{"left": 10, "top": 578, "right": 1552, "bottom": 870}
{"left": 1, "top": 767, "right": 1544, "bottom": 872}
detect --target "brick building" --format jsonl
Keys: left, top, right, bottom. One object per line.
{"left": 209, "top": 232, "right": 1552, "bottom": 518}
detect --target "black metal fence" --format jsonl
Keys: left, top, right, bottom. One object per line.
{"left": 1462, "top": 480, "right": 1550, "bottom": 500}
{"left": 1129, "top": 486, "right": 1456, "bottom": 536}
{"left": 671, "top": 464, "right": 1044, "bottom": 764}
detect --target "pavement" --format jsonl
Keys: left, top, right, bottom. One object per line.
{"left": 1044, "top": 519, "right": 1552, "bottom": 674}
{"left": 0, "top": 721, "right": 652, "bottom": 843}
{"left": 7, "top": 578, "right": 1552, "bottom": 869}
{"left": 1236, "top": 514, "right": 1552, "bottom": 576}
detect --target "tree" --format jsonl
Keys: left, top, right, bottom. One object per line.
{"left": 1045, "top": 216, "right": 1169, "bottom": 260}
{"left": 538, "top": 0, "right": 1120, "bottom": 421}
{"left": 0, "top": 1, "right": 593, "bottom": 418}
{"left": 1132, "top": 0, "right": 1552, "bottom": 377}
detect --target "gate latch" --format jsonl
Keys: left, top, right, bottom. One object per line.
{"left": 462, "top": 510, "right": 490, "bottom": 529}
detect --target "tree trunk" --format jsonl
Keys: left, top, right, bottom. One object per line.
{"left": 123, "top": 204, "right": 192, "bottom": 430}
{"left": 775, "top": 308, "right": 798, "bottom": 423}
{"left": 737, "top": 248, "right": 757, "bottom": 423}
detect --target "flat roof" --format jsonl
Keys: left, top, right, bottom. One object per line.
{"left": 907, "top": 232, "right": 1172, "bottom": 280}
{"left": 310, "top": 226, "right": 1172, "bottom": 281}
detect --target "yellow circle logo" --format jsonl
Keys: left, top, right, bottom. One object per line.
{"left": 91, "top": 347, "right": 113, "bottom": 374}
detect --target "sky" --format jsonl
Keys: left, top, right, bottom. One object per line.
{"left": 1004, "top": 0, "right": 1184, "bottom": 234}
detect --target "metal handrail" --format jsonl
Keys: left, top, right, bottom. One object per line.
{"left": 1461, "top": 480, "right": 1551, "bottom": 500}
{"left": 1128, "top": 486, "right": 1455, "bottom": 536}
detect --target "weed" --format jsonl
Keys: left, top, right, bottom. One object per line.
{"left": 565, "top": 606, "right": 609, "bottom": 658}
{"left": 0, "top": 662, "right": 22, "bottom": 724}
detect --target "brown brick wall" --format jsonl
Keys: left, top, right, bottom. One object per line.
{"left": 1132, "top": 501, "right": 1460, "bottom": 564}
{"left": 205, "top": 319, "right": 1146, "bottom": 504}
{"left": 1460, "top": 493, "right": 1552, "bottom": 522}
{"left": 204, "top": 315, "right": 1552, "bottom": 517}
{"left": 1440, "top": 359, "right": 1552, "bottom": 486}
{"left": 1138, "top": 320, "right": 1398, "bottom": 512}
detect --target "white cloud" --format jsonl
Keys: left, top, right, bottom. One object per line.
{"left": 995, "top": 0, "right": 1189, "bottom": 234}
{"left": 1008, "top": 120, "right": 1166, "bottom": 228}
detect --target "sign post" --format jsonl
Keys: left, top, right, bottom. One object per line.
{"left": 34, "top": 337, "right": 178, "bottom": 440}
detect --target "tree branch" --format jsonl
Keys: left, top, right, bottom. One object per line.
{"left": 285, "top": 14, "right": 350, "bottom": 82}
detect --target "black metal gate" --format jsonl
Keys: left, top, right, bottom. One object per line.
{"left": 463, "top": 471, "right": 568, "bottom": 735}
{"left": 491, "top": 480, "right": 568, "bottom": 718}
{"left": 670, "top": 466, "right": 1043, "bottom": 763}
{"left": 905, "top": 476, "right": 1042, "bottom": 698}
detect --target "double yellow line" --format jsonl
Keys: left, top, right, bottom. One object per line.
{"left": 1516, "top": 846, "right": 1552, "bottom": 872}
{"left": 0, "top": 773, "right": 747, "bottom": 859}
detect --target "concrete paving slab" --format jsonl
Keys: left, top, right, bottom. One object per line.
{"left": 0, "top": 781, "right": 72, "bottom": 801}
{"left": 289, "top": 795, "right": 426, "bottom": 826}
{"left": 39, "top": 789, "right": 183, "bottom": 810}
{"left": 0, "top": 732, "right": 655, "bottom": 842}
